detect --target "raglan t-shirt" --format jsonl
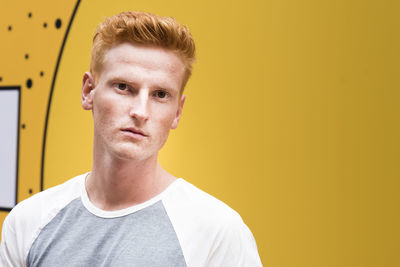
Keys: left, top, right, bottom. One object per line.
{"left": 0, "top": 174, "right": 262, "bottom": 267}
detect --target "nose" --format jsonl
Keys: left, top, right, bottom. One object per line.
{"left": 129, "top": 90, "right": 149, "bottom": 123}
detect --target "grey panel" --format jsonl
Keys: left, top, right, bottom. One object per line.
{"left": 27, "top": 198, "right": 186, "bottom": 267}
{"left": 0, "top": 88, "right": 19, "bottom": 210}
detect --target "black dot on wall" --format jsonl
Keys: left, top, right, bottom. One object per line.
{"left": 55, "top": 18, "right": 62, "bottom": 29}
{"left": 29, "top": 189, "right": 33, "bottom": 194}
{"left": 8, "top": 25, "right": 12, "bottom": 31}
{"left": 26, "top": 78, "right": 33, "bottom": 89}
{"left": 25, "top": 54, "right": 29, "bottom": 59}
{"left": 43, "top": 22, "right": 47, "bottom": 28}
{"left": 0, "top": 77, "right": 2, "bottom": 82}
{"left": 21, "top": 123, "right": 26, "bottom": 129}
{"left": 28, "top": 12, "right": 32, "bottom": 18}
{"left": 40, "top": 71, "right": 44, "bottom": 77}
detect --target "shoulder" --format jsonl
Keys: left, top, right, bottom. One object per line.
{"left": 161, "top": 179, "right": 262, "bottom": 266}
{"left": 0, "top": 174, "right": 85, "bottom": 266}
{"left": 163, "top": 178, "right": 243, "bottom": 227}
{"left": 9, "top": 174, "right": 83, "bottom": 223}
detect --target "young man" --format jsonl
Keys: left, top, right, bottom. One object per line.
{"left": 0, "top": 11, "right": 262, "bottom": 266}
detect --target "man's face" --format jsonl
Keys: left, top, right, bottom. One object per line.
{"left": 81, "top": 42, "right": 186, "bottom": 161}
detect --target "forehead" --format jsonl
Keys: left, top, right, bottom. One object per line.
{"left": 100, "top": 43, "right": 186, "bottom": 89}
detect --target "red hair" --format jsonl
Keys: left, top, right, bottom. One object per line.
{"left": 91, "top": 11, "right": 196, "bottom": 90}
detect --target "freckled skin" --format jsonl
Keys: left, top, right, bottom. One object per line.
{"left": 82, "top": 43, "right": 186, "bottom": 162}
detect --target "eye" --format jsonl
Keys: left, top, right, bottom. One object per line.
{"left": 116, "top": 83, "right": 128, "bottom": 91}
{"left": 154, "top": 90, "right": 168, "bottom": 99}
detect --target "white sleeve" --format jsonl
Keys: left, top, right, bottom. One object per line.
{"left": 205, "top": 218, "right": 263, "bottom": 267}
{"left": 0, "top": 212, "right": 25, "bottom": 267}
{"left": 162, "top": 179, "right": 263, "bottom": 267}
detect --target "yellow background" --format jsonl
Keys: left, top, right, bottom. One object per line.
{"left": 1, "top": 0, "right": 400, "bottom": 266}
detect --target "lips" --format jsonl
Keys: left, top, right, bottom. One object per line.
{"left": 121, "top": 127, "right": 148, "bottom": 137}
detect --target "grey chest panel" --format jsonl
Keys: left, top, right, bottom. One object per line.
{"left": 27, "top": 199, "right": 186, "bottom": 267}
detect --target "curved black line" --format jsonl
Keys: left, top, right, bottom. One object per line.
{"left": 40, "top": 0, "right": 81, "bottom": 191}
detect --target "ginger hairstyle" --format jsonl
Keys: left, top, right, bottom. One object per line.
{"left": 90, "top": 11, "right": 196, "bottom": 91}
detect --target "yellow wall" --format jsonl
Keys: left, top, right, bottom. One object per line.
{"left": 0, "top": 0, "right": 79, "bottom": 236}
{"left": 1, "top": 0, "right": 400, "bottom": 266}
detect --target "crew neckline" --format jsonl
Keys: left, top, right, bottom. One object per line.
{"left": 79, "top": 173, "right": 183, "bottom": 218}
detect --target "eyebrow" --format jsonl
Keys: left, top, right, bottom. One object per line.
{"left": 108, "top": 76, "right": 139, "bottom": 85}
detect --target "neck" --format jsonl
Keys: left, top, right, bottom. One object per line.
{"left": 86, "top": 145, "right": 176, "bottom": 211}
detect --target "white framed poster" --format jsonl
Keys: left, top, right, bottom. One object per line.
{"left": 0, "top": 87, "right": 20, "bottom": 210}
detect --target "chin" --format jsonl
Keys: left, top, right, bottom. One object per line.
{"left": 111, "top": 144, "right": 155, "bottom": 162}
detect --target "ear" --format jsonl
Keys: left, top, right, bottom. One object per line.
{"left": 81, "top": 72, "right": 96, "bottom": 110}
{"left": 171, "top": 94, "right": 186, "bottom": 129}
